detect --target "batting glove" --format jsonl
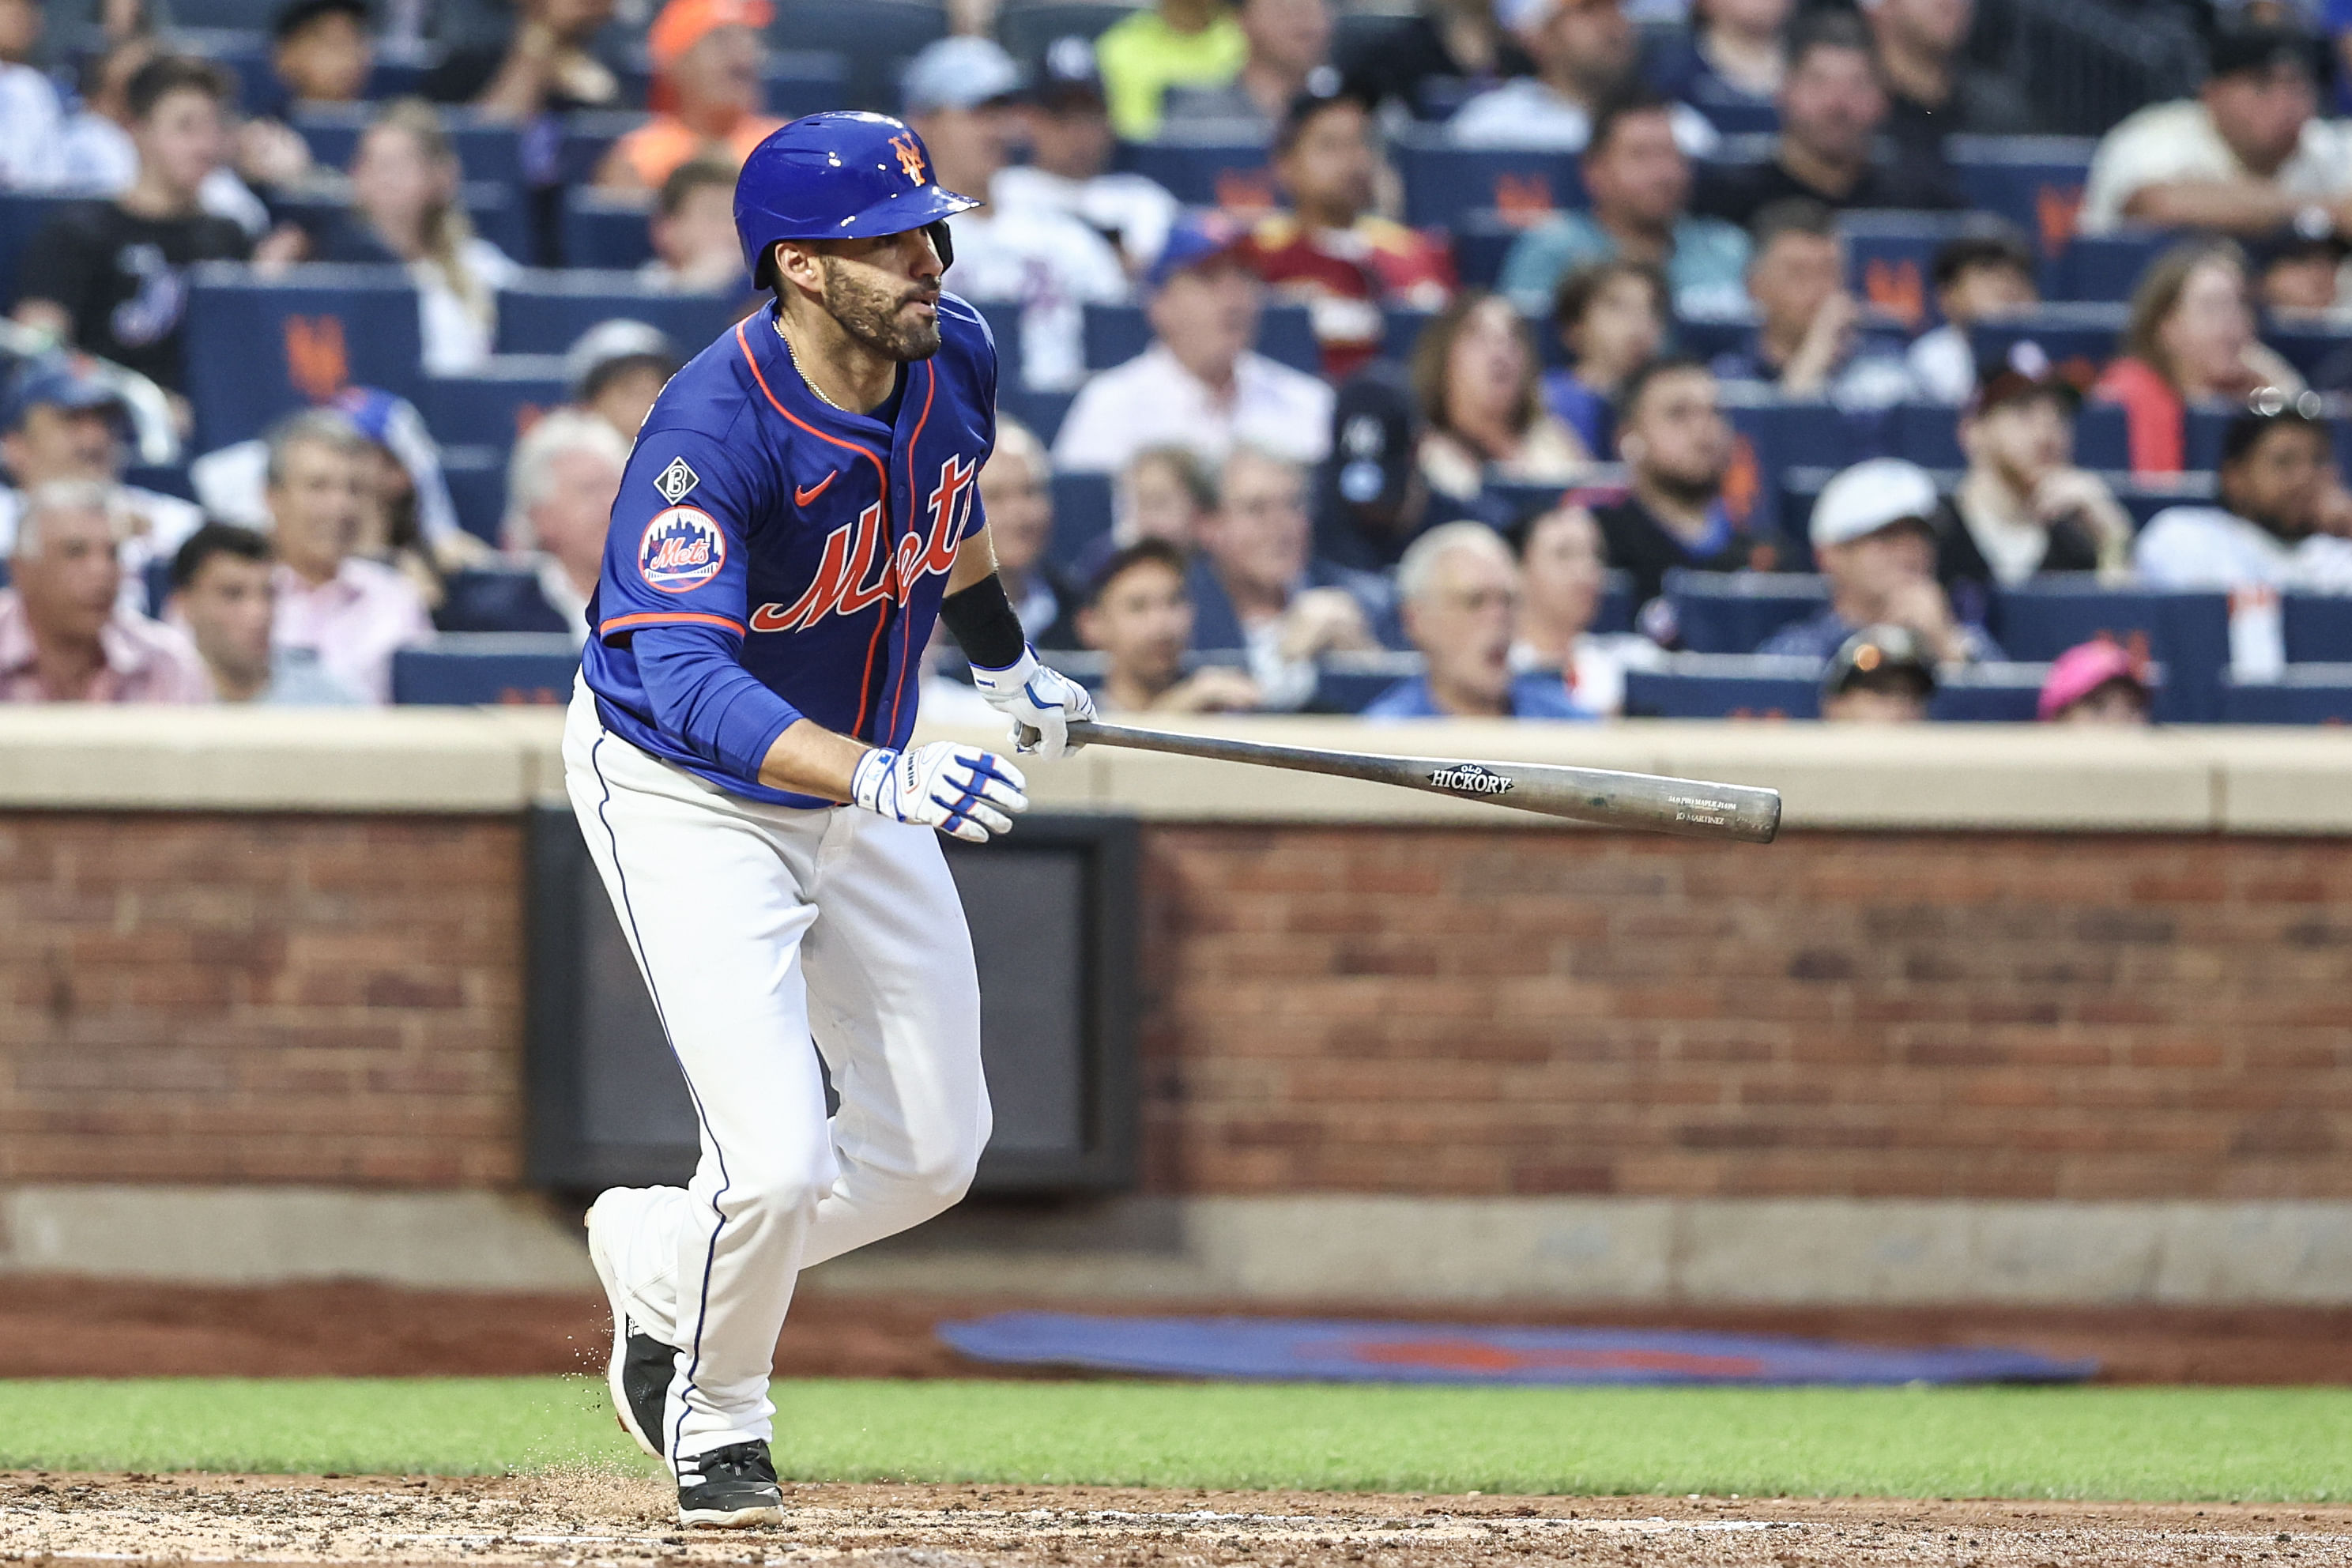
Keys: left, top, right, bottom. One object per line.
{"left": 851, "top": 741, "right": 1029, "bottom": 844}
{"left": 971, "top": 644, "right": 1096, "bottom": 761}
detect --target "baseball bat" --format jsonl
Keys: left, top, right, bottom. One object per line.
{"left": 1061, "top": 719, "right": 1781, "bottom": 844}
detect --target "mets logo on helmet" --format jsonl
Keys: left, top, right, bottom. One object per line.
{"left": 637, "top": 506, "right": 727, "bottom": 594}
{"left": 890, "top": 134, "right": 926, "bottom": 186}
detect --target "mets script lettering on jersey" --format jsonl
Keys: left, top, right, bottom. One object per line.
{"left": 752, "top": 454, "right": 979, "bottom": 633}
{"left": 639, "top": 507, "right": 727, "bottom": 594}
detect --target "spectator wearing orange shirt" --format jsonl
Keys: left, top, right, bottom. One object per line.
{"left": 1236, "top": 84, "right": 1453, "bottom": 379}
{"left": 596, "top": 0, "right": 783, "bottom": 193}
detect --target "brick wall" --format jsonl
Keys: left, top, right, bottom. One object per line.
{"left": 6, "top": 813, "right": 2349, "bottom": 1202}
{"left": 0, "top": 814, "right": 523, "bottom": 1187}
{"left": 1135, "top": 829, "right": 2352, "bottom": 1201}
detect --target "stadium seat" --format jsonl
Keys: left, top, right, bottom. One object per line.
{"left": 1839, "top": 210, "right": 1981, "bottom": 331}
{"left": 1967, "top": 303, "right": 2127, "bottom": 386}
{"left": 999, "top": 1, "right": 1142, "bottom": 65}
{"left": 1932, "top": 662, "right": 2057, "bottom": 721}
{"left": 123, "top": 464, "right": 198, "bottom": 502}
{"left": 2222, "top": 666, "right": 2352, "bottom": 723}
{"left": 2109, "top": 472, "right": 2217, "bottom": 529}
{"left": 1718, "top": 393, "right": 1862, "bottom": 475}
{"left": 1314, "top": 650, "right": 1425, "bottom": 714}
{"left": 1673, "top": 313, "right": 1756, "bottom": 364}
{"left": 1947, "top": 137, "right": 2098, "bottom": 258}
{"left": 1390, "top": 136, "right": 1583, "bottom": 230}
{"left": 560, "top": 113, "right": 650, "bottom": 187}
{"left": 999, "top": 386, "right": 1075, "bottom": 447}
{"left": 440, "top": 445, "right": 510, "bottom": 544}
{"left": 271, "top": 183, "right": 532, "bottom": 274}
{"left": 493, "top": 271, "right": 743, "bottom": 356}
{"left": 1623, "top": 654, "right": 1823, "bottom": 718}
{"left": 2285, "top": 595, "right": 2352, "bottom": 662}
{"left": 1081, "top": 300, "right": 1319, "bottom": 375}
{"left": 1988, "top": 577, "right": 2229, "bottom": 722}
{"left": 1384, "top": 303, "right": 1439, "bottom": 363}
{"left": 291, "top": 107, "right": 525, "bottom": 189}
{"left": 1886, "top": 400, "right": 2130, "bottom": 471}
{"left": 1451, "top": 211, "right": 1526, "bottom": 292}
{"left": 392, "top": 634, "right": 579, "bottom": 706}
{"left": 613, "top": 51, "right": 850, "bottom": 119}
{"left": 973, "top": 300, "right": 1025, "bottom": 390}
{"left": 1116, "top": 139, "right": 1275, "bottom": 209}
{"left": 182, "top": 264, "right": 424, "bottom": 450}
{"left": 1685, "top": 92, "right": 1777, "bottom": 137}
{"left": 1595, "top": 568, "right": 1634, "bottom": 635}
{"left": 1050, "top": 469, "right": 1114, "bottom": 564}
{"left": 2263, "top": 318, "right": 2352, "bottom": 382}
{"left": 2053, "top": 229, "right": 2172, "bottom": 302}
{"left": 1663, "top": 568, "right": 1830, "bottom": 654}
{"left": 766, "top": 0, "right": 951, "bottom": 113}
{"left": 561, "top": 190, "right": 656, "bottom": 272}
{"left": 437, "top": 568, "right": 575, "bottom": 635}
{"left": 0, "top": 189, "right": 108, "bottom": 311}
{"left": 423, "top": 358, "right": 569, "bottom": 454}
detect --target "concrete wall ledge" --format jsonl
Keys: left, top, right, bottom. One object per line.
{"left": 5, "top": 1186, "right": 2348, "bottom": 1303}
{"left": 1, "top": 706, "right": 2346, "bottom": 832}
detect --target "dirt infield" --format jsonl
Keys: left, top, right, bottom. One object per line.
{"left": 4, "top": 1472, "right": 2351, "bottom": 1566}
{"left": 6, "top": 1276, "right": 2352, "bottom": 1383}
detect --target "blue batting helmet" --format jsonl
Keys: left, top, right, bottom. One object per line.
{"left": 734, "top": 111, "right": 981, "bottom": 287}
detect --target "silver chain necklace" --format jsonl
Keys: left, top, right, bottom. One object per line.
{"left": 773, "top": 314, "right": 848, "bottom": 413}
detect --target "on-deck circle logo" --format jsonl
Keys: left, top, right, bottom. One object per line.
{"left": 637, "top": 507, "right": 725, "bottom": 594}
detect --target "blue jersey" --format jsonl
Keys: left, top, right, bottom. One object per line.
{"left": 582, "top": 294, "right": 998, "bottom": 808}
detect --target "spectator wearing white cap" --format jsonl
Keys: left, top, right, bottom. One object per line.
{"left": 1758, "top": 458, "right": 2001, "bottom": 662}
{"left": 901, "top": 37, "right": 1129, "bottom": 394}
{"left": 567, "top": 320, "right": 683, "bottom": 443}
{"left": 1448, "top": 0, "right": 1718, "bottom": 155}
{"left": 1054, "top": 213, "right": 1334, "bottom": 476}
{"left": 994, "top": 36, "right": 1181, "bottom": 273}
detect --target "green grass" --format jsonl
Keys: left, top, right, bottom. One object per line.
{"left": 1, "top": 1378, "right": 2347, "bottom": 1502}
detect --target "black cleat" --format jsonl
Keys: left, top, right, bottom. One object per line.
{"left": 585, "top": 1193, "right": 677, "bottom": 1462}
{"left": 676, "top": 1440, "right": 784, "bottom": 1528}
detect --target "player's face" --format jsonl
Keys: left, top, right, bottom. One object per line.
{"left": 813, "top": 229, "right": 947, "bottom": 362}
{"left": 175, "top": 552, "right": 277, "bottom": 687}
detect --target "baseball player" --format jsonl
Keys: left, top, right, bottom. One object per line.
{"left": 565, "top": 111, "right": 1095, "bottom": 1528}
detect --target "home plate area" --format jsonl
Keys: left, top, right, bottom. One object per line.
{"left": 6, "top": 1475, "right": 2350, "bottom": 1566}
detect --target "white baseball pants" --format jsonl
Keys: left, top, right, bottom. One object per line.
{"left": 562, "top": 681, "right": 991, "bottom": 1463}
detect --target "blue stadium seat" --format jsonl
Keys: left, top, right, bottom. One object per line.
{"left": 1663, "top": 568, "right": 1829, "bottom": 654}
{"left": 1719, "top": 393, "right": 1864, "bottom": 475}
{"left": 423, "top": 358, "right": 569, "bottom": 454}
{"left": 392, "top": 635, "right": 579, "bottom": 705}
{"left": 2054, "top": 229, "right": 2172, "bottom": 302}
{"left": 1080, "top": 300, "right": 1319, "bottom": 375}
{"left": 1988, "top": 578, "right": 2229, "bottom": 722}
{"left": 2109, "top": 472, "right": 2217, "bottom": 529}
{"left": 767, "top": 0, "right": 948, "bottom": 112}
{"left": 1968, "top": 303, "right": 2127, "bottom": 384}
{"left": 2222, "top": 667, "right": 2352, "bottom": 723}
{"left": 183, "top": 264, "right": 424, "bottom": 450}
{"left": 437, "top": 568, "right": 573, "bottom": 635}
{"left": 1674, "top": 314, "right": 1756, "bottom": 364}
{"left": 999, "top": 386, "right": 1075, "bottom": 447}
{"left": 1887, "top": 400, "right": 2130, "bottom": 471}
{"left": 123, "top": 464, "right": 198, "bottom": 501}
{"left": 560, "top": 113, "right": 650, "bottom": 187}
{"left": 2285, "top": 594, "right": 2352, "bottom": 662}
{"left": 1839, "top": 210, "right": 1980, "bottom": 330}
{"left": 1391, "top": 136, "right": 1583, "bottom": 230}
{"left": 614, "top": 51, "right": 850, "bottom": 119}
{"left": 1686, "top": 94, "right": 1777, "bottom": 137}
{"left": 1050, "top": 469, "right": 1114, "bottom": 564}
{"left": 560, "top": 190, "right": 656, "bottom": 271}
{"left": 440, "top": 445, "right": 510, "bottom": 545}
{"left": 973, "top": 300, "right": 1024, "bottom": 390}
{"left": 999, "top": 2, "right": 1143, "bottom": 65}
{"left": 493, "top": 271, "right": 743, "bottom": 356}
{"left": 174, "top": 27, "right": 276, "bottom": 115}
{"left": 1314, "top": 650, "right": 1425, "bottom": 714}
{"left": 2263, "top": 318, "right": 2352, "bottom": 382}
{"left": 1947, "top": 136, "right": 2097, "bottom": 260}
{"left": 271, "top": 183, "right": 531, "bottom": 274}
{"left": 1451, "top": 211, "right": 1525, "bottom": 292}
{"left": 0, "top": 190, "right": 108, "bottom": 310}
{"left": 1595, "top": 568, "right": 1634, "bottom": 635}
{"left": 1623, "top": 654, "right": 1823, "bottom": 718}
{"left": 291, "top": 107, "right": 525, "bottom": 189}
{"left": 1932, "top": 662, "right": 2054, "bottom": 721}
{"left": 1116, "top": 139, "right": 1273, "bottom": 208}
{"left": 1384, "top": 303, "right": 1439, "bottom": 363}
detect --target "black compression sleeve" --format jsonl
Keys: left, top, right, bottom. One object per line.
{"left": 938, "top": 575, "right": 1027, "bottom": 669}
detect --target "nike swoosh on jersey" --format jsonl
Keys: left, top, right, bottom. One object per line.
{"left": 793, "top": 472, "right": 837, "bottom": 507}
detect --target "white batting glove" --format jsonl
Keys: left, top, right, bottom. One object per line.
{"left": 850, "top": 741, "right": 1029, "bottom": 844}
{"left": 971, "top": 644, "right": 1095, "bottom": 761}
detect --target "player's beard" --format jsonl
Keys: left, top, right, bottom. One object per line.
{"left": 820, "top": 259, "right": 943, "bottom": 362}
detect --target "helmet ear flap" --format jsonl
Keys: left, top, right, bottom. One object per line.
{"left": 925, "top": 219, "right": 955, "bottom": 271}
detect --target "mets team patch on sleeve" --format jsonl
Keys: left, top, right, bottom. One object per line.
{"left": 654, "top": 457, "right": 700, "bottom": 504}
{"left": 638, "top": 507, "right": 726, "bottom": 593}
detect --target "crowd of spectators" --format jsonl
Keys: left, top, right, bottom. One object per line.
{"left": 0, "top": 0, "right": 2349, "bottom": 729}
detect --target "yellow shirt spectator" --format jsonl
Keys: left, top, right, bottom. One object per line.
{"left": 1095, "top": 1, "right": 1249, "bottom": 139}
